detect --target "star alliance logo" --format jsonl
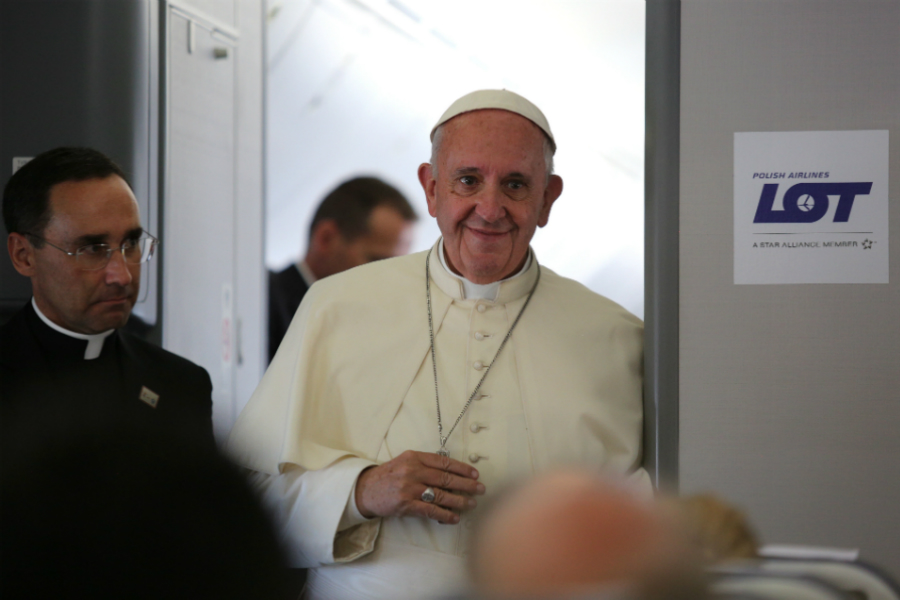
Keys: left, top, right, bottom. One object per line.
{"left": 862, "top": 239, "right": 874, "bottom": 250}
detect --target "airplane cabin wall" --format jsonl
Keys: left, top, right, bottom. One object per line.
{"left": 0, "top": 0, "right": 266, "bottom": 441}
{"left": 161, "top": 0, "right": 265, "bottom": 439}
{"left": 678, "top": 0, "right": 900, "bottom": 573}
{"left": 0, "top": 0, "right": 159, "bottom": 321}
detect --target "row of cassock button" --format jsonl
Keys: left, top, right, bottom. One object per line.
{"left": 473, "top": 327, "right": 492, "bottom": 371}
{"left": 468, "top": 417, "right": 488, "bottom": 463}
{"left": 471, "top": 304, "right": 493, "bottom": 464}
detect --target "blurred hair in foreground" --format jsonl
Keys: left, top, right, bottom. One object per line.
{"left": 467, "top": 469, "right": 708, "bottom": 600}
{"left": 665, "top": 493, "right": 760, "bottom": 564}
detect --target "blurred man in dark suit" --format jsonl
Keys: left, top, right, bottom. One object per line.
{"left": 268, "top": 176, "right": 416, "bottom": 361}
{"left": 1, "top": 147, "right": 214, "bottom": 448}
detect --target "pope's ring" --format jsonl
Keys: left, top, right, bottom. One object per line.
{"left": 421, "top": 487, "right": 436, "bottom": 503}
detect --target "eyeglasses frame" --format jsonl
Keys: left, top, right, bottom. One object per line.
{"left": 23, "top": 230, "right": 160, "bottom": 271}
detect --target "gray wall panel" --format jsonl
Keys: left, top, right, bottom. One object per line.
{"left": 0, "top": 0, "right": 158, "bottom": 319}
{"left": 680, "top": 0, "right": 900, "bottom": 571}
{"left": 644, "top": 0, "right": 681, "bottom": 491}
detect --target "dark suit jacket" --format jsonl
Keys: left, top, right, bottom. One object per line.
{"left": 268, "top": 264, "right": 310, "bottom": 362}
{"left": 0, "top": 302, "right": 215, "bottom": 451}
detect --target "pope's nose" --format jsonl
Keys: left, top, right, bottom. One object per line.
{"left": 473, "top": 186, "right": 507, "bottom": 223}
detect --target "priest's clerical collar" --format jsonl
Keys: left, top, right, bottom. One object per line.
{"left": 437, "top": 238, "right": 532, "bottom": 301}
{"left": 31, "top": 298, "right": 115, "bottom": 360}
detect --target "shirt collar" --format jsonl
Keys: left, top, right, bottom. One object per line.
{"left": 295, "top": 260, "right": 317, "bottom": 287}
{"left": 31, "top": 298, "right": 115, "bottom": 360}
{"left": 431, "top": 238, "right": 537, "bottom": 304}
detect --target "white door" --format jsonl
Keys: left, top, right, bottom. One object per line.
{"left": 163, "top": 5, "right": 239, "bottom": 442}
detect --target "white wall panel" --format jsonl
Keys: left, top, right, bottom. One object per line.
{"left": 163, "top": 1, "right": 264, "bottom": 441}
{"left": 234, "top": 1, "right": 266, "bottom": 417}
{"left": 164, "top": 7, "right": 237, "bottom": 439}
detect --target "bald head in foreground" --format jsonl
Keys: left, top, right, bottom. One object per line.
{"left": 470, "top": 471, "right": 707, "bottom": 600}
{"left": 228, "top": 89, "right": 648, "bottom": 600}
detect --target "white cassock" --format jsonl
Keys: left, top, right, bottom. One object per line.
{"left": 227, "top": 240, "right": 649, "bottom": 600}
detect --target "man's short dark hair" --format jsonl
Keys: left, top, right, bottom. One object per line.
{"left": 2, "top": 147, "right": 129, "bottom": 246}
{"left": 308, "top": 176, "right": 417, "bottom": 242}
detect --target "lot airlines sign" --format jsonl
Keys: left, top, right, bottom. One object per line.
{"left": 734, "top": 130, "right": 889, "bottom": 284}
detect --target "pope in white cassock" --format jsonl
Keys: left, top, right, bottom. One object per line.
{"left": 227, "top": 89, "right": 650, "bottom": 599}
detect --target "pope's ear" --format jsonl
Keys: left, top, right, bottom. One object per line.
{"left": 417, "top": 163, "right": 438, "bottom": 218}
{"left": 7, "top": 233, "right": 37, "bottom": 277}
{"left": 538, "top": 175, "right": 563, "bottom": 228}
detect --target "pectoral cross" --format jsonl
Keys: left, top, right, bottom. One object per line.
{"left": 437, "top": 436, "right": 449, "bottom": 457}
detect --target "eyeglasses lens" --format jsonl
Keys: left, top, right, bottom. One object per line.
{"left": 75, "top": 236, "right": 157, "bottom": 270}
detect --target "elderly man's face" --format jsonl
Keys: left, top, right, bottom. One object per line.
{"left": 10, "top": 175, "right": 143, "bottom": 334}
{"left": 418, "top": 109, "right": 563, "bottom": 284}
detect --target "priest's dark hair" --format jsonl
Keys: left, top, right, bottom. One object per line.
{"left": 2, "top": 147, "right": 129, "bottom": 247}
{"left": 308, "top": 176, "right": 417, "bottom": 243}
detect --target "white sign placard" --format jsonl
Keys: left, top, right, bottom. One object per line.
{"left": 734, "top": 130, "right": 889, "bottom": 284}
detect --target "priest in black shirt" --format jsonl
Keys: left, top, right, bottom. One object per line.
{"left": 0, "top": 147, "right": 214, "bottom": 449}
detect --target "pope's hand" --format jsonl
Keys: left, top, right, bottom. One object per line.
{"left": 354, "top": 450, "right": 485, "bottom": 524}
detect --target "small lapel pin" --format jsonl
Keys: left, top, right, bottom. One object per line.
{"left": 139, "top": 386, "right": 160, "bottom": 408}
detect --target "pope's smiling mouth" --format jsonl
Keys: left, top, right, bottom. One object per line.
{"left": 465, "top": 226, "right": 512, "bottom": 240}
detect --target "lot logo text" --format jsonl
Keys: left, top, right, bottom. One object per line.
{"left": 751, "top": 173, "right": 872, "bottom": 224}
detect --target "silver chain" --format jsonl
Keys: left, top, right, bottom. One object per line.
{"left": 425, "top": 251, "right": 541, "bottom": 457}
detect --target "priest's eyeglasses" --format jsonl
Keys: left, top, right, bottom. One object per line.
{"left": 26, "top": 231, "right": 159, "bottom": 271}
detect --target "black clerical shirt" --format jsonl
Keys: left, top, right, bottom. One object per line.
{"left": 0, "top": 301, "right": 216, "bottom": 453}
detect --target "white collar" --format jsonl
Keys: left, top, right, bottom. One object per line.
{"left": 295, "top": 260, "right": 317, "bottom": 287}
{"left": 32, "top": 298, "right": 115, "bottom": 360}
{"left": 437, "top": 238, "right": 532, "bottom": 301}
